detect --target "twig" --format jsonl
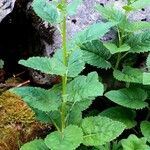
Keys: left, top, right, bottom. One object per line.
{"left": 0, "top": 80, "right": 30, "bottom": 88}
{"left": 16, "top": 80, "right": 30, "bottom": 87}
{"left": 13, "top": 71, "right": 26, "bottom": 78}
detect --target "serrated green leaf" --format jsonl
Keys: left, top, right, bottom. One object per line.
{"left": 105, "top": 88, "right": 148, "bottom": 109}
{"left": 66, "top": 99, "right": 93, "bottom": 125}
{"left": 141, "top": 121, "right": 150, "bottom": 142}
{"left": 20, "top": 139, "right": 49, "bottom": 150}
{"left": 34, "top": 109, "right": 62, "bottom": 129}
{"left": 33, "top": 108, "right": 52, "bottom": 123}
{"left": 93, "top": 144, "right": 122, "bottom": 150}
{"left": 32, "top": 0, "right": 59, "bottom": 24}
{"left": 143, "top": 72, "right": 150, "bottom": 85}
{"left": 95, "top": 143, "right": 112, "bottom": 150}
{"left": 103, "top": 43, "right": 130, "bottom": 54}
{"left": 113, "top": 66, "right": 143, "bottom": 83}
{"left": 76, "top": 145, "right": 89, "bottom": 150}
{"left": 73, "top": 22, "right": 116, "bottom": 46}
{"left": 67, "top": 107, "right": 82, "bottom": 126}
{"left": 67, "top": 50, "right": 85, "bottom": 77}
{"left": 67, "top": 72, "right": 104, "bottom": 102}
{"left": 127, "top": 31, "right": 150, "bottom": 53}
{"left": 80, "top": 40, "right": 111, "bottom": 69}
{"left": 19, "top": 57, "right": 66, "bottom": 76}
{"left": 100, "top": 106, "right": 136, "bottom": 129}
{"left": 129, "top": 0, "right": 150, "bottom": 10}
{"left": 122, "top": 21, "right": 150, "bottom": 32}
{"left": 54, "top": 49, "right": 85, "bottom": 77}
{"left": 45, "top": 125, "right": 83, "bottom": 150}
{"left": 0, "top": 59, "right": 4, "bottom": 69}
{"left": 121, "top": 134, "right": 150, "bottom": 150}
{"left": 73, "top": 99, "right": 93, "bottom": 112}
{"left": 146, "top": 53, "right": 150, "bottom": 69}
{"left": 10, "top": 87, "right": 61, "bottom": 112}
{"left": 67, "top": 0, "right": 82, "bottom": 16}
{"left": 123, "top": 5, "right": 134, "bottom": 12}
{"left": 130, "top": 83, "right": 150, "bottom": 99}
{"left": 144, "top": 54, "right": 150, "bottom": 84}
{"left": 96, "top": 4, "right": 126, "bottom": 24}
{"left": 49, "top": 110, "right": 61, "bottom": 129}
{"left": 82, "top": 116, "right": 126, "bottom": 146}
{"left": 32, "top": 109, "right": 61, "bottom": 129}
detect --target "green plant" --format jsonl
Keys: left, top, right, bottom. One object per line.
{"left": 0, "top": 59, "right": 4, "bottom": 69}
{"left": 10, "top": 0, "right": 150, "bottom": 149}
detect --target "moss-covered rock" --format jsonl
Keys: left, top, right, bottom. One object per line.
{"left": 0, "top": 91, "right": 51, "bottom": 150}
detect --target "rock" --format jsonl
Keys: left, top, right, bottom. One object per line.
{"left": 0, "top": 0, "right": 16, "bottom": 22}
{"left": 0, "top": 69, "right": 5, "bottom": 83}
{"left": 34, "top": 0, "right": 150, "bottom": 55}
{"left": 1, "top": 0, "right": 150, "bottom": 85}
{"left": 25, "top": 0, "right": 150, "bottom": 84}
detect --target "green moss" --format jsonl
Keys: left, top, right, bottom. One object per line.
{"left": 0, "top": 91, "right": 51, "bottom": 150}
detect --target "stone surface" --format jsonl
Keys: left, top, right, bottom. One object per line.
{"left": 0, "top": 0, "right": 16, "bottom": 22}
{"left": 1, "top": 0, "right": 150, "bottom": 55}
{"left": 1, "top": 0, "right": 150, "bottom": 84}
{"left": 38, "top": 0, "right": 150, "bottom": 55}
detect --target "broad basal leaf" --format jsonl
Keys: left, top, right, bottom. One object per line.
{"left": 105, "top": 88, "right": 148, "bottom": 109}
{"left": 10, "top": 87, "right": 61, "bottom": 112}
{"left": 141, "top": 121, "right": 150, "bottom": 143}
{"left": 113, "top": 66, "right": 143, "bottom": 83}
{"left": 54, "top": 49, "right": 85, "bottom": 77}
{"left": 121, "top": 134, "right": 150, "bottom": 150}
{"left": 32, "top": 0, "right": 59, "bottom": 24}
{"left": 100, "top": 106, "right": 136, "bottom": 129}
{"left": 67, "top": 72, "right": 104, "bottom": 102}
{"left": 96, "top": 4, "right": 126, "bottom": 24}
{"left": 19, "top": 57, "right": 66, "bottom": 76}
{"left": 67, "top": 0, "right": 82, "bottom": 16}
{"left": 80, "top": 40, "right": 111, "bottom": 69}
{"left": 127, "top": 31, "right": 150, "bottom": 53}
{"left": 45, "top": 125, "right": 83, "bottom": 150}
{"left": 103, "top": 43, "right": 130, "bottom": 54}
{"left": 72, "top": 22, "right": 116, "bottom": 46}
{"left": 20, "top": 139, "right": 49, "bottom": 150}
{"left": 81, "top": 116, "right": 126, "bottom": 146}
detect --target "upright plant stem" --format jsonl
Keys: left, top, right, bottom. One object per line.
{"left": 61, "top": 0, "right": 67, "bottom": 131}
{"left": 115, "top": 27, "right": 122, "bottom": 70}
{"left": 62, "top": 8, "right": 67, "bottom": 98}
{"left": 146, "top": 107, "right": 150, "bottom": 120}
